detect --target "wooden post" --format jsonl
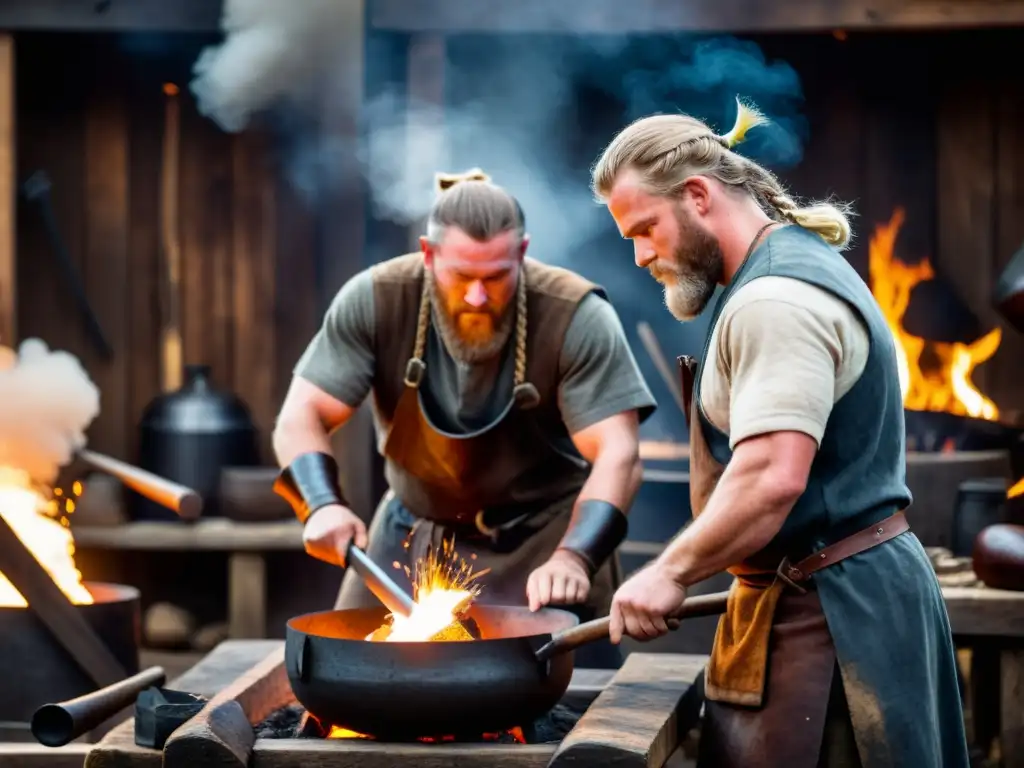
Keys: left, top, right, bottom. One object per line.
{"left": 0, "top": 33, "right": 15, "bottom": 346}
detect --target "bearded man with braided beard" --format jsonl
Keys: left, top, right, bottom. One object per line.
{"left": 272, "top": 170, "right": 656, "bottom": 669}
{"left": 592, "top": 100, "right": 970, "bottom": 766}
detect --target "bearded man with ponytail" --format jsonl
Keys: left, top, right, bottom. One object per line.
{"left": 594, "top": 100, "right": 969, "bottom": 766}
{"left": 272, "top": 169, "right": 656, "bottom": 669}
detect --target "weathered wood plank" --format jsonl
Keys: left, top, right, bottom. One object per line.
{"left": 83, "top": 82, "right": 130, "bottom": 457}
{"left": 125, "top": 77, "right": 164, "bottom": 460}
{"left": 935, "top": 74, "right": 998, "bottom": 395}
{"left": 0, "top": 743, "right": 92, "bottom": 768}
{"left": 0, "top": 34, "right": 14, "bottom": 346}
{"left": 943, "top": 586, "right": 1024, "bottom": 638}
{"left": 991, "top": 75, "right": 1024, "bottom": 418}
{"left": 0, "top": 0, "right": 224, "bottom": 31}
{"left": 85, "top": 640, "right": 283, "bottom": 768}
{"left": 72, "top": 519, "right": 303, "bottom": 551}
{"left": 180, "top": 90, "right": 235, "bottom": 389}
{"left": 370, "top": 0, "right": 1024, "bottom": 33}
{"left": 1002, "top": 648, "right": 1024, "bottom": 768}
{"left": 231, "top": 129, "right": 277, "bottom": 462}
{"left": 163, "top": 645, "right": 291, "bottom": 768}
{"left": 549, "top": 653, "right": 705, "bottom": 768}
{"left": 252, "top": 741, "right": 556, "bottom": 768}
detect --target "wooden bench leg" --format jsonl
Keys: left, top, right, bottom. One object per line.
{"left": 228, "top": 552, "right": 267, "bottom": 639}
{"left": 1002, "top": 648, "right": 1024, "bottom": 768}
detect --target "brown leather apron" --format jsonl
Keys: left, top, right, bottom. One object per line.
{"left": 335, "top": 272, "right": 621, "bottom": 667}
{"left": 678, "top": 355, "right": 880, "bottom": 767}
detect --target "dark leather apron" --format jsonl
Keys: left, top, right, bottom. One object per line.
{"left": 335, "top": 272, "right": 622, "bottom": 668}
{"left": 677, "top": 355, "right": 863, "bottom": 768}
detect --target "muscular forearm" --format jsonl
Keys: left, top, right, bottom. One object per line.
{"left": 272, "top": 411, "right": 334, "bottom": 467}
{"left": 658, "top": 451, "right": 802, "bottom": 586}
{"left": 578, "top": 445, "right": 643, "bottom": 511}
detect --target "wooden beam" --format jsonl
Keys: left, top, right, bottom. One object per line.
{"left": 85, "top": 639, "right": 283, "bottom": 768}
{"left": 0, "top": 0, "right": 222, "bottom": 32}
{"left": 370, "top": 0, "right": 1024, "bottom": 33}
{"left": 549, "top": 653, "right": 706, "bottom": 768}
{"left": 0, "top": 33, "right": 13, "bottom": 346}
{"left": 0, "top": 743, "right": 92, "bottom": 768}
{"left": 163, "top": 646, "right": 291, "bottom": 768}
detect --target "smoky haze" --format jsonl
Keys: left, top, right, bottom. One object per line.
{"left": 190, "top": 1, "right": 809, "bottom": 441}
{"left": 0, "top": 340, "right": 101, "bottom": 486}
{"left": 191, "top": 2, "right": 807, "bottom": 262}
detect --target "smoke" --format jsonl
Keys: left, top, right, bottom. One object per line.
{"left": 0, "top": 340, "right": 101, "bottom": 486}
{"left": 191, "top": 5, "right": 808, "bottom": 253}
{"left": 190, "top": 4, "right": 810, "bottom": 442}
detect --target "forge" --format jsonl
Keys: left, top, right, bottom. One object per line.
{"left": 84, "top": 640, "right": 706, "bottom": 768}
{"left": 0, "top": 582, "right": 140, "bottom": 730}
{"left": 866, "top": 208, "right": 1024, "bottom": 548}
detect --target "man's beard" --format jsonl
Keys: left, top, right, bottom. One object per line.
{"left": 430, "top": 279, "right": 516, "bottom": 364}
{"left": 652, "top": 206, "right": 725, "bottom": 322}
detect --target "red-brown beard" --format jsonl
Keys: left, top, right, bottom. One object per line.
{"left": 429, "top": 279, "right": 516, "bottom": 363}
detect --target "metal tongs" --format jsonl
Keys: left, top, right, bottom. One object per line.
{"left": 344, "top": 543, "right": 416, "bottom": 618}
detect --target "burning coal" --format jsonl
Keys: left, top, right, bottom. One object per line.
{"left": 0, "top": 339, "right": 100, "bottom": 607}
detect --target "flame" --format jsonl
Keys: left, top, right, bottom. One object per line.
{"left": 1009, "top": 477, "right": 1024, "bottom": 500}
{"left": 869, "top": 208, "right": 1000, "bottom": 420}
{"left": 0, "top": 467, "right": 92, "bottom": 607}
{"left": 326, "top": 725, "right": 526, "bottom": 743}
{"left": 367, "top": 538, "right": 488, "bottom": 644}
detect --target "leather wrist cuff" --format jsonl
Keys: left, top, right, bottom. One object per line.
{"left": 557, "top": 499, "right": 628, "bottom": 576}
{"left": 273, "top": 451, "right": 347, "bottom": 524}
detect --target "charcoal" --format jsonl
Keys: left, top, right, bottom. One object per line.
{"left": 254, "top": 703, "right": 304, "bottom": 739}
{"left": 255, "top": 700, "right": 587, "bottom": 743}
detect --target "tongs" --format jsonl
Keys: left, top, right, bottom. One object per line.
{"left": 344, "top": 543, "right": 415, "bottom": 618}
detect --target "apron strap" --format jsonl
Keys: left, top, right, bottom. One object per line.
{"left": 404, "top": 265, "right": 541, "bottom": 408}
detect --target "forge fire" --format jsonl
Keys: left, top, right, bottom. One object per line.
{"left": 0, "top": 468, "right": 89, "bottom": 607}
{"left": 365, "top": 538, "right": 488, "bottom": 643}
{"left": 869, "top": 207, "right": 1001, "bottom": 422}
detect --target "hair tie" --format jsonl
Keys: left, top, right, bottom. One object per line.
{"left": 718, "top": 96, "right": 769, "bottom": 149}
{"left": 434, "top": 167, "right": 491, "bottom": 193}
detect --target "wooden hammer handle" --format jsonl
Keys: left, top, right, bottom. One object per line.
{"left": 78, "top": 449, "right": 202, "bottom": 519}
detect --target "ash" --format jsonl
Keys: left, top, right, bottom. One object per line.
{"left": 254, "top": 702, "right": 586, "bottom": 744}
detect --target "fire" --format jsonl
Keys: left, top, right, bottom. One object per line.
{"left": 869, "top": 208, "right": 1001, "bottom": 420}
{"left": 326, "top": 724, "right": 527, "bottom": 743}
{"left": 366, "top": 539, "right": 488, "bottom": 644}
{"left": 0, "top": 467, "right": 91, "bottom": 607}
{"left": 1009, "top": 477, "right": 1024, "bottom": 500}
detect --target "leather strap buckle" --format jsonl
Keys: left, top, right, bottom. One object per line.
{"left": 775, "top": 557, "right": 808, "bottom": 594}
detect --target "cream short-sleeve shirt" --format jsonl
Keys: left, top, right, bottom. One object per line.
{"left": 699, "top": 276, "right": 871, "bottom": 449}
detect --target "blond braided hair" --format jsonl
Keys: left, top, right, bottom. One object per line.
{"left": 591, "top": 96, "right": 853, "bottom": 250}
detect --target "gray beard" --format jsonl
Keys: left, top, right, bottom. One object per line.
{"left": 430, "top": 285, "right": 516, "bottom": 364}
{"left": 662, "top": 274, "right": 717, "bottom": 322}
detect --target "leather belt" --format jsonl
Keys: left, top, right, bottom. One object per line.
{"left": 777, "top": 511, "right": 910, "bottom": 592}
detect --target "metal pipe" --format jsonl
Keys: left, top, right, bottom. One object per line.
{"left": 345, "top": 544, "right": 416, "bottom": 617}
{"left": 31, "top": 666, "right": 166, "bottom": 747}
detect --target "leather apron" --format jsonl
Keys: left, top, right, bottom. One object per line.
{"left": 335, "top": 272, "right": 622, "bottom": 668}
{"left": 678, "top": 355, "right": 860, "bottom": 768}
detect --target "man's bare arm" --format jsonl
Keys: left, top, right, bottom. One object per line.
{"left": 272, "top": 376, "right": 358, "bottom": 467}
{"left": 658, "top": 430, "right": 817, "bottom": 586}
{"left": 570, "top": 410, "right": 644, "bottom": 511}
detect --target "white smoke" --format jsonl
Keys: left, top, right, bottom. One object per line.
{"left": 0, "top": 339, "right": 100, "bottom": 486}
{"left": 190, "top": 0, "right": 353, "bottom": 133}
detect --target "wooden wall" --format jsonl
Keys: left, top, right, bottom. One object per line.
{"left": 756, "top": 29, "right": 1024, "bottom": 419}
{"left": 13, "top": 33, "right": 321, "bottom": 463}
{"left": 11, "top": 26, "right": 1024, "bottom": 477}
